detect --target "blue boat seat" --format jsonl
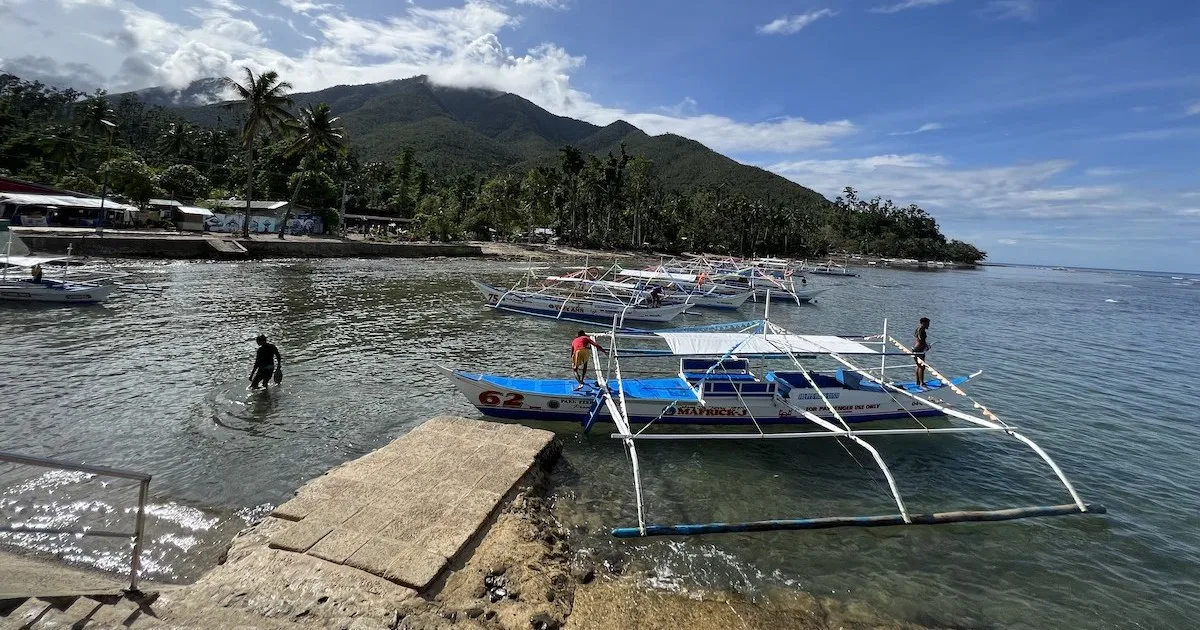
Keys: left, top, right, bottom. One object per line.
{"left": 681, "top": 358, "right": 749, "bottom": 373}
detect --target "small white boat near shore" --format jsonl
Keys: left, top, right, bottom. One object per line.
{"left": 0, "top": 275, "right": 115, "bottom": 304}
{"left": 1, "top": 221, "right": 116, "bottom": 304}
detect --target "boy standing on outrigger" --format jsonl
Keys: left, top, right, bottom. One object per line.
{"left": 571, "top": 330, "right": 607, "bottom": 389}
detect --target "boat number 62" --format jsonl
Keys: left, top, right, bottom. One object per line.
{"left": 479, "top": 390, "right": 524, "bottom": 407}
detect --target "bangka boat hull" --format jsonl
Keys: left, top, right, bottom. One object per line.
{"left": 448, "top": 368, "right": 968, "bottom": 426}
{"left": 472, "top": 280, "right": 691, "bottom": 323}
{"left": 0, "top": 279, "right": 114, "bottom": 304}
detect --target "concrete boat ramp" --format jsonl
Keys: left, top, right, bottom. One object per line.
{"left": 1, "top": 416, "right": 558, "bottom": 629}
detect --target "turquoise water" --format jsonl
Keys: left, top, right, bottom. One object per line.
{"left": 0, "top": 259, "right": 1196, "bottom": 628}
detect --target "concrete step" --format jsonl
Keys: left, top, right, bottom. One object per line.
{"left": 204, "top": 237, "right": 249, "bottom": 258}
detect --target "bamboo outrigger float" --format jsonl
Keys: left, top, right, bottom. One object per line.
{"left": 580, "top": 300, "right": 1105, "bottom": 538}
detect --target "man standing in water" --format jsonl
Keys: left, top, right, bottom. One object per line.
{"left": 571, "top": 330, "right": 607, "bottom": 389}
{"left": 250, "top": 335, "right": 282, "bottom": 389}
{"left": 913, "top": 317, "right": 931, "bottom": 389}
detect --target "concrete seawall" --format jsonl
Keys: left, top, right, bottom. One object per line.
{"left": 14, "top": 232, "right": 483, "bottom": 260}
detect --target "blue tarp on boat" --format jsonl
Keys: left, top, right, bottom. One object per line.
{"left": 476, "top": 374, "right": 698, "bottom": 402}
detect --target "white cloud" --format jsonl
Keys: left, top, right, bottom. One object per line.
{"left": 279, "top": 0, "right": 337, "bottom": 15}
{"left": 757, "top": 9, "right": 837, "bottom": 35}
{"left": 1186, "top": 101, "right": 1200, "bottom": 117}
{"left": 1085, "top": 167, "right": 1132, "bottom": 177}
{"left": 984, "top": 0, "right": 1037, "bottom": 22}
{"left": 889, "top": 122, "right": 943, "bottom": 136}
{"left": 870, "top": 0, "right": 952, "bottom": 14}
{"left": 620, "top": 112, "right": 855, "bottom": 153}
{"left": 512, "top": 0, "right": 568, "bottom": 8}
{"left": 763, "top": 154, "right": 1155, "bottom": 219}
{"left": 1, "top": 0, "right": 867, "bottom": 154}
{"left": 997, "top": 238, "right": 1018, "bottom": 245}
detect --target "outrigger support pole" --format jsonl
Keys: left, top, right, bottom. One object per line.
{"left": 592, "top": 320, "right": 648, "bottom": 536}
{"left": 822, "top": 352, "right": 1091, "bottom": 513}
{"left": 756, "top": 325, "right": 912, "bottom": 524}
{"left": 611, "top": 503, "right": 1107, "bottom": 538}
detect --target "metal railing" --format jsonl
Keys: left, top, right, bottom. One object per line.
{"left": 0, "top": 450, "right": 151, "bottom": 593}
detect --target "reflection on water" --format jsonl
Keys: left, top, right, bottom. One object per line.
{"left": 1, "top": 258, "right": 1198, "bottom": 628}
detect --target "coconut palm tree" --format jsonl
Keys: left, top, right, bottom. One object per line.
{"left": 278, "top": 102, "right": 345, "bottom": 239}
{"left": 222, "top": 67, "right": 293, "bottom": 237}
{"left": 40, "top": 126, "right": 81, "bottom": 175}
{"left": 157, "top": 123, "right": 195, "bottom": 159}
{"left": 77, "top": 95, "right": 113, "bottom": 138}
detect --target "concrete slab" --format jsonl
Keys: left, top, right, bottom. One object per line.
{"left": 306, "top": 528, "right": 370, "bottom": 565}
{"left": 0, "top": 551, "right": 127, "bottom": 599}
{"left": 267, "top": 520, "right": 331, "bottom": 553}
{"left": 265, "top": 416, "right": 554, "bottom": 594}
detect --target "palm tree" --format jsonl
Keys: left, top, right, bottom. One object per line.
{"left": 77, "top": 96, "right": 113, "bottom": 138}
{"left": 558, "top": 145, "right": 584, "bottom": 238}
{"left": 157, "top": 123, "right": 195, "bottom": 158}
{"left": 40, "top": 126, "right": 81, "bottom": 175}
{"left": 222, "top": 67, "right": 293, "bottom": 237}
{"left": 279, "top": 103, "right": 345, "bottom": 238}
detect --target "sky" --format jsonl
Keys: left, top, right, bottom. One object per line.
{"left": 0, "top": 0, "right": 1198, "bottom": 272}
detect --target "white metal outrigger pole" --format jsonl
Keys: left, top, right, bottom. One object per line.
{"left": 822, "top": 351, "right": 1088, "bottom": 512}
{"left": 881, "top": 318, "right": 888, "bottom": 376}
{"left": 592, "top": 317, "right": 647, "bottom": 536}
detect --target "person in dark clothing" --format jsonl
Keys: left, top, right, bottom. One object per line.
{"left": 913, "top": 317, "right": 930, "bottom": 388}
{"left": 648, "top": 285, "right": 664, "bottom": 307}
{"left": 250, "top": 335, "right": 282, "bottom": 389}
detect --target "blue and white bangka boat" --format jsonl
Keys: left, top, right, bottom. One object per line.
{"left": 450, "top": 356, "right": 970, "bottom": 426}
{"left": 448, "top": 315, "right": 1105, "bottom": 537}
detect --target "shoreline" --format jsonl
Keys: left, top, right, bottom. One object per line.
{"left": 1, "top": 416, "right": 934, "bottom": 629}
{"left": 10, "top": 227, "right": 979, "bottom": 269}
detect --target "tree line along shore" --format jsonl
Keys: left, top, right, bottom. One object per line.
{"left": 1, "top": 70, "right": 985, "bottom": 264}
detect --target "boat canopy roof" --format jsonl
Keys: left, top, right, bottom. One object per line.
{"left": 618, "top": 269, "right": 697, "bottom": 283}
{"left": 2, "top": 254, "right": 67, "bottom": 268}
{"left": 654, "top": 332, "right": 878, "bottom": 357}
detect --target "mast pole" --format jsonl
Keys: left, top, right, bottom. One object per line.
{"left": 881, "top": 318, "right": 888, "bottom": 376}
{"left": 2, "top": 223, "right": 11, "bottom": 282}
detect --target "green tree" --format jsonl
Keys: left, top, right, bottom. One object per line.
{"left": 99, "top": 156, "right": 157, "bottom": 204}
{"left": 157, "top": 123, "right": 195, "bottom": 158}
{"left": 158, "top": 164, "right": 210, "bottom": 200}
{"left": 223, "top": 67, "right": 294, "bottom": 237}
{"left": 279, "top": 102, "right": 346, "bottom": 238}
{"left": 54, "top": 173, "right": 98, "bottom": 195}
{"left": 558, "top": 145, "right": 585, "bottom": 237}
{"left": 77, "top": 94, "right": 113, "bottom": 138}
{"left": 39, "top": 126, "right": 81, "bottom": 174}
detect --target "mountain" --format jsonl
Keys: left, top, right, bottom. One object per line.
{"left": 158, "top": 75, "right": 829, "bottom": 206}
{"left": 131, "top": 78, "right": 229, "bottom": 107}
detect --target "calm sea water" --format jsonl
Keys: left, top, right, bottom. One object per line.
{"left": 1, "top": 258, "right": 1197, "bottom": 629}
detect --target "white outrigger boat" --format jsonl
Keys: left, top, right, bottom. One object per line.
{"left": 1, "top": 221, "right": 116, "bottom": 304}
{"left": 471, "top": 279, "right": 692, "bottom": 324}
{"left": 448, "top": 306, "right": 1105, "bottom": 537}
{"left": 543, "top": 266, "right": 755, "bottom": 311}
{"left": 799, "top": 259, "right": 860, "bottom": 277}
{"left": 618, "top": 266, "right": 827, "bottom": 305}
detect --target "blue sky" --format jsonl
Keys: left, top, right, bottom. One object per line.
{"left": 1, "top": 0, "right": 1198, "bottom": 271}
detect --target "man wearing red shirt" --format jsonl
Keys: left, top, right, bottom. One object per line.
{"left": 571, "top": 330, "right": 607, "bottom": 388}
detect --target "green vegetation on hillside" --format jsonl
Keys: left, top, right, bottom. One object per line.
{"left": 1, "top": 71, "right": 985, "bottom": 262}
